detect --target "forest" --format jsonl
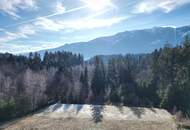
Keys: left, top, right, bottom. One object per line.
{"left": 0, "top": 36, "right": 190, "bottom": 122}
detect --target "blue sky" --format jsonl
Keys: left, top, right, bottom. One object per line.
{"left": 0, "top": 0, "right": 190, "bottom": 53}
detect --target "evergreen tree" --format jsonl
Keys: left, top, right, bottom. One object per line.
{"left": 91, "top": 57, "right": 106, "bottom": 104}
{"left": 0, "top": 99, "right": 16, "bottom": 122}
{"left": 79, "top": 66, "right": 89, "bottom": 103}
{"left": 107, "top": 58, "right": 120, "bottom": 104}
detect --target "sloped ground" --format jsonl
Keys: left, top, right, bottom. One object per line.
{"left": 177, "top": 118, "right": 190, "bottom": 130}
{"left": 0, "top": 104, "right": 177, "bottom": 130}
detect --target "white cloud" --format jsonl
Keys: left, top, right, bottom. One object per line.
{"left": 0, "top": 15, "right": 126, "bottom": 44}
{"left": 0, "top": 0, "right": 37, "bottom": 19}
{"left": 0, "top": 32, "right": 18, "bottom": 43}
{"left": 34, "top": 16, "right": 126, "bottom": 31}
{"left": 17, "top": 25, "right": 36, "bottom": 38}
{"left": 34, "top": 17, "right": 65, "bottom": 31}
{"left": 65, "top": 17, "right": 126, "bottom": 30}
{"left": 55, "top": 2, "right": 66, "bottom": 15}
{"left": 133, "top": 0, "right": 190, "bottom": 14}
{"left": 0, "top": 25, "right": 36, "bottom": 43}
{"left": 81, "top": 0, "right": 116, "bottom": 12}
{"left": 0, "top": 41, "right": 62, "bottom": 54}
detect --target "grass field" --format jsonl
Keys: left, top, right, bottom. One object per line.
{"left": 0, "top": 104, "right": 177, "bottom": 130}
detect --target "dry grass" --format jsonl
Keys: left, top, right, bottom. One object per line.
{"left": 0, "top": 104, "right": 177, "bottom": 130}
{"left": 0, "top": 117, "right": 176, "bottom": 130}
{"left": 176, "top": 118, "right": 190, "bottom": 130}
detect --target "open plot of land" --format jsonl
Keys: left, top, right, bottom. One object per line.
{"left": 0, "top": 104, "right": 177, "bottom": 130}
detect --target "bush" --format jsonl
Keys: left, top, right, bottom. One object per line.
{"left": 0, "top": 99, "right": 16, "bottom": 122}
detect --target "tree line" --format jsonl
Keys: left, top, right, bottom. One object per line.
{"left": 0, "top": 36, "right": 190, "bottom": 122}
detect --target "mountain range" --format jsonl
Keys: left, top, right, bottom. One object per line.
{"left": 39, "top": 25, "right": 190, "bottom": 59}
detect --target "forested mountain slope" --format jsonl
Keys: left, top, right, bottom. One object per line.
{"left": 0, "top": 36, "right": 190, "bottom": 124}
{"left": 39, "top": 25, "right": 190, "bottom": 59}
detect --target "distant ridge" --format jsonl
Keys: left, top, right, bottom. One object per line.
{"left": 39, "top": 25, "right": 190, "bottom": 59}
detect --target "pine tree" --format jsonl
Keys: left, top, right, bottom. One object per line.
{"left": 79, "top": 66, "right": 89, "bottom": 103}
{"left": 107, "top": 58, "right": 120, "bottom": 104}
{"left": 91, "top": 57, "right": 106, "bottom": 104}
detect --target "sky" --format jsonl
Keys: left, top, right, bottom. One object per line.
{"left": 0, "top": 0, "right": 190, "bottom": 53}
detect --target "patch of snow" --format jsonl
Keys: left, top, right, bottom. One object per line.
{"left": 37, "top": 103, "right": 174, "bottom": 122}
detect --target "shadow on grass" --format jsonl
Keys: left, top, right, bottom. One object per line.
{"left": 129, "top": 107, "right": 145, "bottom": 118}
{"left": 63, "top": 104, "right": 84, "bottom": 115}
{"left": 52, "top": 103, "right": 62, "bottom": 112}
{"left": 149, "top": 107, "right": 157, "bottom": 113}
{"left": 76, "top": 104, "right": 83, "bottom": 114}
{"left": 91, "top": 105, "right": 104, "bottom": 123}
{"left": 116, "top": 104, "right": 124, "bottom": 113}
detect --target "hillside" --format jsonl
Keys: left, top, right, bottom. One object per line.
{"left": 1, "top": 40, "right": 190, "bottom": 126}
{"left": 39, "top": 25, "right": 190, "bottom": 59}
{"left": 0, "top": 104, "right": 177, "bottom": 130}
